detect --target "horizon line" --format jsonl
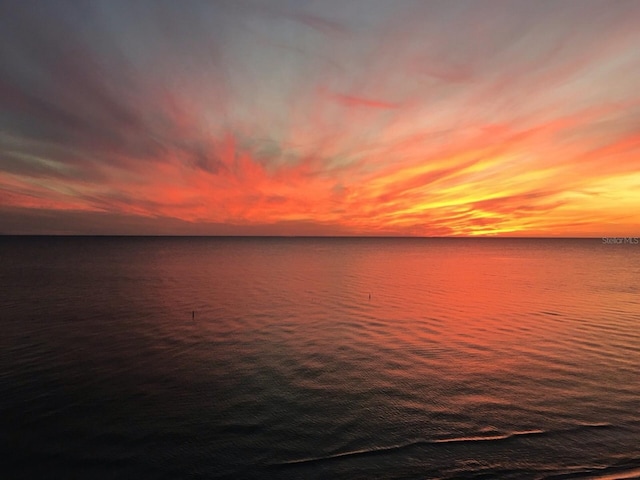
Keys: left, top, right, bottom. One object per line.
{"left": 0, "top": 234, "right": 621, "bottom": 239}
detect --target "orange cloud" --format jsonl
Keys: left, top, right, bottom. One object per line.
{"left": 1, "top": 1, "right": 640, "bottom": 235}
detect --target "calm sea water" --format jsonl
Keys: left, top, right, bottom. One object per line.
{"left": 1, "top": 237, "right": 639, "bottom": 479}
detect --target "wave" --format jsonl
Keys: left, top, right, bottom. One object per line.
{"left": 271, "top": 423, "right": 616, "bottom": 467}
{"left": 541, "top": 461, "right": 640, "bottom": 480}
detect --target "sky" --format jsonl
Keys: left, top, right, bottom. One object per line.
{"left": 1, "top": 0, "right": 640, "bottom": 236}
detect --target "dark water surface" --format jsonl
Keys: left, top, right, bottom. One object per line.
{"left": 1, "top": 237, "right": 639, "bottom": 479}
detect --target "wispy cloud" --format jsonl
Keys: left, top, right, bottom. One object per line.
{"left": 1, "top": 0, "right": 640, "bottom": 235}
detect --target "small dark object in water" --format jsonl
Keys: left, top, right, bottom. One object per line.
{"left": 192, "top": 310, "right": 195, "bottom": 319}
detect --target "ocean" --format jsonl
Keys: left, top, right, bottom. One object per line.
{"left": 1, "top": 237, "right": 639, "bottom": 479}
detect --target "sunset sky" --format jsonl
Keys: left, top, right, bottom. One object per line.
{"left": 1, "top": 0, "right": 640, "bottom": 236}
